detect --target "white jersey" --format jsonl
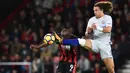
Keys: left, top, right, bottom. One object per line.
{"left": 86, "top": 15, "right": 112, "bottom": 43}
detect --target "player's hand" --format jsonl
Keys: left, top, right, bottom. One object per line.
{"left": 87, "top": 27, "right": 93, "bottom": 33}
{"left": 30, "top": 45, "right": 38, "bottom": 49}
{"left": 30, "top": 45, "right": 39, "bottom": 52}
{"left": 92, "top": 23, "right": 97, "bottom": 30}
{"left": 53, "top": 31, "right": 62, "bottom": 43}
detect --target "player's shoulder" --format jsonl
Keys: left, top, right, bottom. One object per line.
{"left": 89, "top": 16, "right": 96, "bottom": 21}
{"left": 104, "top": 15, "right": 112, "bottom": 19}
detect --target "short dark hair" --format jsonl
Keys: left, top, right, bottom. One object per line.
{"left": 61, "top": 28, "right": 71, "bottom": 39}
{"left": 61, "top": 28, "right": 77, "bottom": 39}
{"left": 94, "top": 1, "right": 113, "bottom": 13}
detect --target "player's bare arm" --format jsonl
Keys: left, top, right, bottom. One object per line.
{"left": 30, "top": 43, "right": 48, "bottom": 49}
{"left": 92, "top": 24, "right": 112, "bottom": 33}
{"left": 102, "top": 26, "right": 112, "bottom": 32}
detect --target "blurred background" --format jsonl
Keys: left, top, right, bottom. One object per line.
{"left": 0, "top": 0, "right": 130, "bottom": 73}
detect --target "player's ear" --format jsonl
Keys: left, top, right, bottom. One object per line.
{"left": 102, "top": 9, "right": 103, "bottom": 12}
{"left": 100, "top": 8, "right": 103, "bottom": 12}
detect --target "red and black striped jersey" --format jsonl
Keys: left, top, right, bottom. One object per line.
{"left": 58, "top": 44, "right": 78, "bottom": 63}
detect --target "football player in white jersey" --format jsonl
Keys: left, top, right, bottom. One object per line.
{"left": 54, "top": 1, "right": 115, "bottom": 73}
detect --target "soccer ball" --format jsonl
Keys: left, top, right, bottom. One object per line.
{"left": 43, "top": 33, "right": 55, "bottom": 45}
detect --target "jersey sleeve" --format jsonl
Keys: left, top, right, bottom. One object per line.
{"left": 85, "top": 18, "right": 92, "bottom": 34}
{"left": 106, "top": 16, "right": 112, "bottom": 27}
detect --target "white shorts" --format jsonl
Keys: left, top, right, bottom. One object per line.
{"left": 91, "top": 40, "right": 113, "bottom": 60}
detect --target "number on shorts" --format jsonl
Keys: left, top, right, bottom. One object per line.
{"left": 69, "top": 64, "right": 74, "bottom": 72}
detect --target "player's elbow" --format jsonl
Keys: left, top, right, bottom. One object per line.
{"left": 104, "top": 26, "right": 111, "bottom": 33}
{"left": 106, "top": 29, "right": 111, "bottom": 32}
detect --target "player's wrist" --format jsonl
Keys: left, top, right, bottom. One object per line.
{"left": 97, "top": 26, "right": 103, "bottom": 31}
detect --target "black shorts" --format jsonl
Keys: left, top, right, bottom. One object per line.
{"left": 57, "top": 61, "right": 76, "bottom": 73}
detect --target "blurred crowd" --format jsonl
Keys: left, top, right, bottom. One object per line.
{"left": 0, "top": 0, "right": 130, "bottom": 73}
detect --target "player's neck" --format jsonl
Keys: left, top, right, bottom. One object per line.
{"left": 97, "top": 13, "right": 105, "bottom": 19}
{"left": 101, "top": 13, "right": 105, "bottom": 17}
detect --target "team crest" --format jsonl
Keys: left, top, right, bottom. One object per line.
{"left": 102, "top": 20, "right": 105, "bottom": 24}
{"left": 101, "top": 20, "right": 106, "bottom": 27}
